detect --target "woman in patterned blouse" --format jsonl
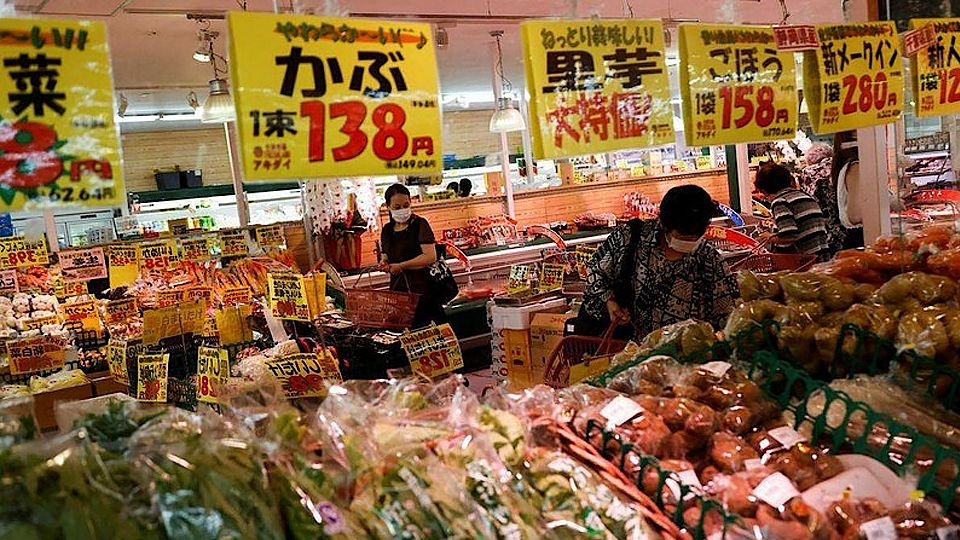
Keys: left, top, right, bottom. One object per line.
{"left": 579, "top": 185, "right": 740, "bottom": 340}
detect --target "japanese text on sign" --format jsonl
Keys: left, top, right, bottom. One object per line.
{"left": 53, "top": 276, "right": 86, "bottom": 300}
{"left": 8, "top": 335, "right": 66, "bottom": 374}
{"left": 539, "top": 262, "right": 565, "bottom": 292}
{"left": 680, "top": 24, "right": 797, "bottom": 146}
{"left": 141, "top": 300, "right": 206, "bottom": 346}
{"left": 221, "top": 285, "right": 252, "bottom": 305}
{"left": 218, "top": 231, "right": 248, "bottom": 257}
{"left": 0, "top": 236, "right": 48, "bottom": 269}
{"left": 255, "top": 224, "right": 285, "bottom": 247}
{"left": 228, "top": 12, "right": 442, "bottom": 179}
{"left": 108, "top": 244, "right": 138, "bottom": 288}
{"left": 575, "top": 245, "right": 596, "bottom": 280}
{"left": 196, "top": 346, "right": 229, "bottom": 404}
{"left": 59, "top": 247, "right": 106, "bottom": 282}
{"left": 137, "top": 353, "right": 168, "bottom": 403}
{"left": 0, "top": 19, "right": 124, "bottom": 211}
{"left": 61, "top": 299, "right": 101, "bottom": 334}
{"left": 265, "top": 350, "right": 341, "bottom": 399}
{"left": 21, "top": 314, "right": 59, "bottom": 331}
{"left": 185, "top": 286, "right": 212, "bottom": 304}
{"left": 911, "top": 19, "right": 960, "bottom": 117}
{"left": 268, "top": 272, "right": 311, "bottom": 321}
{"left": 107, "top": 338, "right": 128, "bottom": 384}
{"left": 522, "top": 20, "right": 674, "bottom": 160}
{"left": 105, "top": 297, "right": 136, "bottom": 323}
{"left": 156, "top": 289, "right": 184, "bottom": 307}
{"left": 137, "top": 240, "right": 179, "bottom": 272}
{"left": 804, "top": 21, "right": 902, "bottom": 133}
{"left": 180, "top": 237, "right": 213, "bottom": 262}
{"left": 772, "top": 25, "right": 819, "bottom": 51}
{"left": 507, "top": 264, "right": 530, "bottom": 295}
{"left": 399, "top": 323, "right": 463, "bottom": 378}
{"left": 0, "top": 268, "right": 17, "bottom": 294}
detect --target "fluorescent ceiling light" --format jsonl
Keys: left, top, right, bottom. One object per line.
{"left": 115, "top": 113, "right": 200, "bottom": 123}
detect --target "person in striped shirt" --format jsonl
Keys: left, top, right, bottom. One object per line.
{"left": 754, "top": 162, "right": 830, "bottom": 258}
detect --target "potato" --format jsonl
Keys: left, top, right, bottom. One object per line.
{"left": 820, "top": 280, "right": 856, "bottom": 311}
{"left": 875, "top": 273, "right": 914, "bottom": 305}
{"left": 897, "top": 311, "right": 948, "bottom": 358}
{"left": 781, "top": 272, "right": 826, "bottom": 303}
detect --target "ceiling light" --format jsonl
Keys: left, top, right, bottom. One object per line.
{"left": 193, "top": 43, "right": 211, "bottom": 62}
{"left": 436, "top": 27, "right": 449, "bottom": 49}
{"left": 193, "top": 28, "right": 217, "bottom": 63}
{"left": 200, "top": 78, "right": 235, "bottom": 123}
{"left": 490, "top": 97, "right": 525, "bottom": 132}
{"left": 117, "top": 93, "right": 128, "bottom": 117}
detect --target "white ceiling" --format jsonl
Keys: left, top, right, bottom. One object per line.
{"left": 10, "top": 0, "right": 844, "bottom": 119}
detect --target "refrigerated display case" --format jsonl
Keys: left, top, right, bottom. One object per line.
{"left": 10, "top": 208, "right": 118, "bottom": 248}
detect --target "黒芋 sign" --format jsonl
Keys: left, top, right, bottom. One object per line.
{"left": 803, "top": 21, "right": 903, "bottom": 133}
{"left": 910, "top": 19, "right": 960, "bottom": 117}
{"left": 679, "top": 24, "right": 798, "bottom": 146}
{"left": 522, "top": 19, "right": 674, "bottom": 160}
{"left": 0, "top": 19, "right": 124, "bottom": 210}
{"left": 228, "top": 12, "right": 442, "bottom": 179}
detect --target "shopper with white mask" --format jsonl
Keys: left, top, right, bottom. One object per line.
{"left": 379, "top": 183, "right": 445, "bottom": 328}
{"left": 577, "top": 185, "right": 739, "bottom": 340}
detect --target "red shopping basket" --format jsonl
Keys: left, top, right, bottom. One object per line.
{"left": 345, "top": 267, "right": 419, "bottom": 329}
{"left": 543, "top": 324, "right": 627, "bottom": 388}
{"left": 731, "top": 253, "right": 817, "bottom": 273}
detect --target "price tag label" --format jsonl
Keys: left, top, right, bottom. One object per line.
{"left": 228, "top": 12, "right": 442, "bottom": 179}
{"left": 304, "top": 273, "right": 327, "bottom": 318}
{"left": 255, "top": 225, "right": 285, "bottom": 247}
{"left": 0, "top": 236, "right": 48, "bottom": 269}
{"left": 804, "top": 22, "right": 902, "bottom": 133}
{"left": 59, "top": 247, "right": 107, "bottom": 282}
{"left": 268, "top": 273, "right": 311, "bottom": 321}
{"left": 156, "top": 289, "right": 185, "bottom": 307}
{"left": 137, "top": 240, "right": 180, "bottom": 272}
{"left": 767, "top": 425, "right": 807, "bottom": 449}
{"left": 772, "top": 25, "right": 820, "bottom": 51}
{"left": 507, "top": 264, "right": 530, "bottom": 295}
{"left": 265, "top": 350, "right": 342, "bottom": 399}
{"left": 215, "top": 305, "right": 253, "bottom": 346}
{"left": 666, "top": 469, "right": 703, "bottom": 501}
{"left": 221, "top": 285, "right": 253, "bottom": 305}
{"left": 21, "top": 314, "right": 60, "bottom": 332}
{"left": 574, "top": 246, "right": 597, "bottom": 280}
{"left": 860, "top": 517, "right": 898, "bottom": 540}
{"left": 54, "top": 279, "right": 87, "bottom": 300}
{"left": 680, "top": 23, "right": 797, "bottom": 145}
{"left": 399, "top": 323, "right": 464, "bottom": 378}
{"left": 196, "top": 346, "right": 230, "bottom": 404}
{"left": 539, "top": 263, "right": 565, "bottom": 292}
{"left": 107, "top": 339, "right": 129, "bottom": 384}
{"left": 752, "top": 472, "right": 800, "bottom": 508}
{"left": 180, "top": 237, "right": 214, "bottom": 262}
{"left": 105, "top": 297, "right": 138, "bottom": 324}
{"left": 599, "top": 396, "right": 644, "bottom": 428}
{"left": 520, "top": 19, "right": 674, "bottom": 160}
{"left": 61, "top": 300, "right": 102, "bottom": 334}
{"left": 108, "top": 244, "right": 138, "bottom": 288}
{"left": 0, "top": 269, "right": 18, "bottom": 294}
{"left": 137, "top": 353, "right": 169, "bottom": 403}
{"left": 141, "top": 300, "right": 206, "bottom": 346}
{"left": 911, "top": 20, "right": 960, "bottom": 117}
{"left": 7, "top": 336, "right": 66, "bottom": 375}
{"left": 185, "top": 286, "right": 213, "bottom": 304}
{"left": 218, "top": 230, "right": 248, "bottom": 257}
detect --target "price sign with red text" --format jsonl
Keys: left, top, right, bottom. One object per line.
{"left": 227, "top": 12, "right": 442, "bottom": 180}
{"left": 137, "top": 240, "right": 180, "bottom": 273}
{"left": 265, "top": 349, "right": 341, "bottom": 399}
{"left": 399, "top": 323, "right": 463, "bottom": 378}
{"left": 185, "top": 286, "right": 212, "bottom": 305}
{"left": 221, "top": 286, "right": 253, "bottom": 305}
{"left": 61, "top": 299, "right": 102, "bottom": 334}
{"left": 137, "top": 353, "right": 168, "bottom": 403}
{"left": 21, "top": 314, "right": 60, "bottom": 332}
{"left": 521, "top": 19, "right": 674, "bottom": 160}
{"left": 218, "top": 230, "right": 248, "bottom": 257}
{"left": 180, "top": 237, "right": 214, "bottom": 262}
{"left": 54, "top": 278, "right": 87, "bottom": 300}
{"left": 910, "top": 19, "right": 960, "bottom": 117}
{"left": 0, "top": 269, "right": 17, "bottom": 294}
{"left": 679, "top": 24, "right": 797, "bottom": 145}
{"left": 105, "top": 297, "right": 137, "bottom": 324}
{"left": 268, "top": 273, "right": 310, "bottom": 321}
{"left": 60, "top": 247, "right": 107, "bottom": 282}
{"left": 803, "top": 22, "right": 902, "bottom": 133}
{"left": 196, "top": 346, "right": 230, "bottom": 404}
{"left": 507, "top": 264, "right": 530, "bottom": 295}
{"left": 0, "top": 236, "right": 48, "bottom": 269}
{"left": 538, "top": 262, "right": 565, "bottom": 292}
{"left": 109, "top": 244, "right": 138, "bottom": 288}
{"left": 575, "top": 246, "right": 597, "bottom": 280}
{"left": 255, "top": 224, "right": 285, "bottom": 247}
{"left": 156, "top": 289, "right": 184, "bottom": 307}
{"left": 8, "top": 336, "right": 66, "bottom": 375}
{"left": 107, "top": 339, "right": 128, "bottom": 384}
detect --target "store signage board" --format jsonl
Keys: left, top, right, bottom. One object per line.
{"left": 218, "top": 230, "right": 248, "bottom": 257}
{"left": 679, "top": 23, "right": 798, "bottom": 146}
{"left": 21, "top": 314, "right": 60, "bottom": 332}
{"left": 180, "top": 237, "right": 214, "bottom": 262}
{"left": 53, "top": 276, "right": 86, "bottom": 300}
{"left": 185, "top": 286, "right": 212, "bottom": 305}
{"left": 772, "top": 25, "right": 820, "bottom": 51}
{"left": 137, "top": 353, "right": 168, "bottom": 403}
{"left": 910, "top": 19, "right": 960, "bottom": 117}
{"left": 265, "top": 350, "right": 342, "bottom": 399}
{"left": 507, "top": 264, "right": 530, "bottom": 295}
{"left": 141, "top": 300, "right": 206, "bottom": 346}
{"left": 255, "top": 225, "right": 285, "bottom": 247}
{"left": 216, "top": 304, "right": 253, "bottom": 345}
{"left": 0, "top": 236, "right": 48, "bottom": 269}
{"left": 574, "top": 245, "right": 596, "bottom": 280}
{"left": 227, "top": 12, "right": 443, "bottom": 180}
{"left": 61, "top": 299, "right": 101, "bottom": 334}
{"left": 156, "top": 289, "right": 184, "bottom": 307}
{"left": 136, "top": 240, "right": 180, "bottom": 272}
{"left": 196, "top": 346, "right": 229, "bottom": 404}
{"left": 8, "top": 335, "right": 66, "bottom": 375}
{"left": 59, "top": 247, "right": 107, "bottom": 282}
{"left": 399, "top": 323, "right": 463, "bottom": 378}
{"left": 803, "top": 21, "right": 903, "bottom": 134}
{"left": 521, "top": 19, "right": 674, "bottom": 160}
{"left": 539, "top": 262, "right": 565, "bottom": 292}
{"left": 0, "top": 19, "right": 124, "bottom": 211}
{"left": 221, "top": 285, "right": 253, "bottom": 305}
{"left": 0, "top": 269, "right": 17, "bottom": 294}
{"left": 106, "top": 338, "right": 128, "bottom": 384}
{"left": 108, "top": 244, "right": 138, "bottom": 288}
{"left": 267, "top": 273, "right": 311, "bottom": 321}
{"left": 105, "top": 297, "right": 137, "bottom": 324}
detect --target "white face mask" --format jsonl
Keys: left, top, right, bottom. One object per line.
{"left": 390, "top": 207, "right": 412, "bottom": 223}
{"left": 667, "top": 234, "right": 702, "bottom": 254}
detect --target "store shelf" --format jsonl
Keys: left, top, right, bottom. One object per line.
{"left": 130, "top": 182, "right": 301, "bottom": 204}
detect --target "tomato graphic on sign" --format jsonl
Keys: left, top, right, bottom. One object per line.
{"left": 0, "top": 121, "right": 64, "bottom": 190}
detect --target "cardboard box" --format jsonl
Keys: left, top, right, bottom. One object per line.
{"left": 530, "top": 313, "right": 574, "bottom": 384}
{"left": 91, "top": 374, "right": 128, "bottom": 397}
{"left": 488, "top": 298, "right": 567, "bottom": 330}
{"left": 33, "top": 383, "right": 93, "bottom": 431}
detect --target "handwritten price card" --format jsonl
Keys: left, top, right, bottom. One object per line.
{"left": 196, "top": 346, "right": 230, "bottom": 404}
{"left": 8, "top": 336, "right": 66, "bottom": 375}
{"left": 679, "top": 24, "right": 797, "bottom": 145}
{"left": 228, "top": 12, "right": 442, "bottom": 179}
{"left": 400, "top": 323, "right": 463, "bottom": 378}
{"left": 910, "top": 19, "right": 960, "bottom": 117}
{"left": 803, "top": 21, "right": 902, "bottom": 133}
{"left": 137, "top": 240, "right": 180, "bottom": 273}
{"left": 105, "top": 297, "right": 137, "bottom": 324}
{"left": 137, "top": 353, "right": 168, "bottom": 403}
{"left": 574, "top": 245, "right": 597, "bottom": 280}
{"left": 59, "top": 247, "right": 107, "bottom": 282}
{"left": 265, "top": 350, "right": 341, "bottom": 399}
{"left": 180, "top": 237, "right": 214, "bottom": 262}
{"left": 538, "top": 262, "right": 565, "bottom": 292}
{"left": 0, "top": 236, "right": 48, "bottom": 269}
{"left": 255, "top": 224, "right": 285, "bottom": 247}
{"left": 108, "top": 244, "right": 138, "bottom": 288}
{"left": 507, "top": 264, "right": 530, "bottom": 295}
{"left": 218, "top": 230, "right": 248, "bottom": 257}
{"left": 268, "top": 273, "right": 310, "bottom": 321}
{"left": 522, "top": 19, "right": 674, "bottom": 159}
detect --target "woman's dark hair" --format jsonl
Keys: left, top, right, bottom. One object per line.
{"left": 446, "top": 181, "right": 459, "bottom": 193}
{"left": 384, "top": 183, "right": 410, "bottom": 206}
{"left": 754, "top": 162, "right": 794, "bottom": 195}
{"left": 459, "top": 178, "right": 472, "bottom": 196}
{"left": 659, "top": 185, "right": 717, "bottom": 236}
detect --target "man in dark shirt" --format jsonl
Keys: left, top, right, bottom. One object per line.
{"left": 755, "top": 162, "right": 829, "bottom": 258}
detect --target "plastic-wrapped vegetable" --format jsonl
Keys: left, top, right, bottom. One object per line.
{"left": 637, "top": 319, "right": 717, "bottom": 357}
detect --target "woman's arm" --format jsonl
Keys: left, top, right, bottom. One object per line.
{"left": 395, "top": 243, "right": 437, "bottom": 271}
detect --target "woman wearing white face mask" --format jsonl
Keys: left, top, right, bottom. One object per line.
{"left": 577, "top": 185, "right": 739, "bottom": 340}
{"left": 379, "top": 183, "right": 445, "bottom": 328}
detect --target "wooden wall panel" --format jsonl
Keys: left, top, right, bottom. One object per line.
{"left": 121, "top": 128, "right": 233, "bottom": 193}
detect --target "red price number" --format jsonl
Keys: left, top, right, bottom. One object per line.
{"left": 416, "top": 349, "right": 452, "bottom": 374}
{"left": 198, "top": 374, "right": 218, "bottom": 398}
{"left": 274, "top": 299, "right": 296, "bottom": 317}
{"left": 143, "top": 256, "right": 169, "bottom": 270}
{"left": 284, "top": 374, "right": 325, "bottom": 395}
{"left": 7, "top": 250, "right": 35, "bottom": 267}
{"left": 939, "top": 68, "right": 960, "bottom": 105}
{"left": 717, "top": 85, "right": 788, "bottom": 130}
{"left": 839, "top": 73, "right": 892, "bottom": 114}
{"left": 300, "top": 100, "right": 413, "bottom": 162}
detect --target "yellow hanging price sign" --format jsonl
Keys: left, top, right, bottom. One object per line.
{"left": 137, "top": 239, "right": 180, "bottom": 272}
{"left": 196, "top": 346, "right": 230, "bottom": 404}
{"left": 61, "top": 299, "right": 101, "bottom": 334}
{"left": 108, "top": 244, "right": 138, "bottom": 288}
{"left": 399, "top": 323, "right": 463, "bottom": 378}
{"left": 180, "top": 237, "right": 214, "bottom": 262}
{"left": 0, "top": 19, "right": 124, "bottom": 211}
{"left": 0, "top": 236, "right": 48, "bottom": 269}
{"left": 679, "top": 24, "right": 797, "bottom": 146}
{"left": 539, "top": 263, "right": 565, "bottom": 292}
{"left": 803, "top": 21, "right": 902, "bottom": 134}
{"left": 156, "top": 289, "right": 184, "bottom": 307}
{"left": 574, "top": 245, "right": 597, "bottom": 280}
{"left": 107, "top": 339, "right": 128, "bottom": 384}
{"left": 265, "top": 349, "right": 341, "bottom": 399}
{"left": 910, "top": 19, "right": 960, "bottom": 117}
{"left": 104, "top": 297, "right": 137, "bottom": 324}
{"left": 59, "top": 247, "right": 107, "bottom": 282}
{"left": 267, "top": 273, "right": 311, "bottom": 321}
{"left": 255, "top": 225, "right": 285, "bottom": 247}
{"left": 218, "top": 231, "right": 248, "bottom": 257}
{"left": 8, "top": 336, "right": 66, "bottom": 375}
{"left": 507, "top": 264, "right": 530, "bottom": 295}
{"left": 227, "top": 12, "right": 442, "bottom": 180}
{"left": 521, "top": 19, "right": 674, "bottom": 160}
{"left": 220, "top": 285, "right": 253, "bottom": 305}
{"left": 137, "top": 353, "right": 168, "bottom": 403}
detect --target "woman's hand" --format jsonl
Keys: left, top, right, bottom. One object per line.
{"left": 606, "top": 298, "right": 630, "bottom": 324}
{"left": 386, "top": 262, "right": 405, "bottom": 275}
